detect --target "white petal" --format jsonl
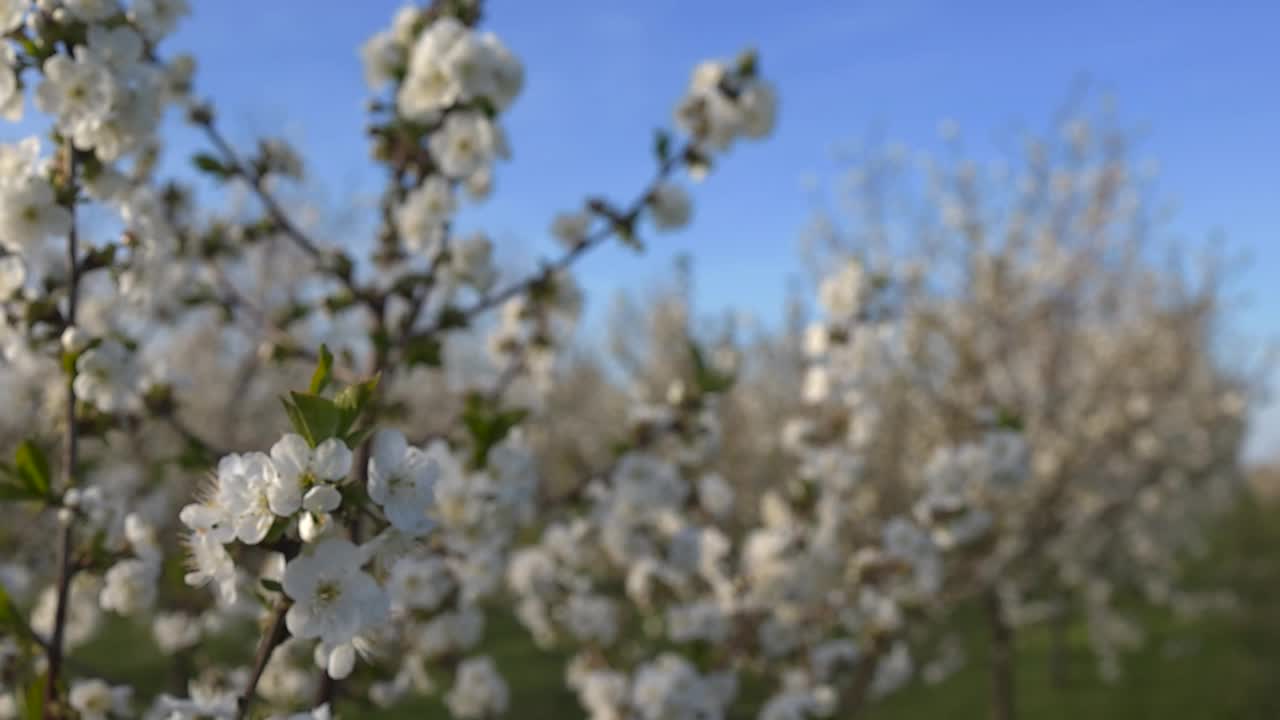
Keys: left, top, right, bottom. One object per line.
{"left": 386, "top": 502, "right": 433, "bottom": 537}
{"left": 286, "top": 601, "right": 317, "bottom": 639}
{"left": 304, "top": 485, "right": 342, "bottom": 514}
{"left": 239, "top": 511, "right": 274, "bottom": 545}
{"left": 327, "top": 642, "right": 356, "bottom": 679}
{"left": 267, "top": 475, "right": 302, "bottom": 517}
{"left": 179, "top": 503, "right": 219, "bottom": 531}
{"left": 270, "top": 433, "right": 312, "bottom": 481}
{"left": 299, "top": 512, "right": 330, "bottom": 543}
{"left": 312, "top": 439, "right": 354, "bottom": 481}
{"left": 371, "top": 429, "right": 408, "bottom": 475}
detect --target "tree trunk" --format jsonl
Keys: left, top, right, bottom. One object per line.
{"left": 841, "top": 645, "right": 881, "bottom": 719}
{"left": 986, "top": 591, "right": 1017, "bottom": 720}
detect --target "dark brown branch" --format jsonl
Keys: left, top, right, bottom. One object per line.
{"left": 234, "top": 600, "right": 292, "bottom": 720}
{"left": 44, "top": 152, "right": 81, "bottom": 718}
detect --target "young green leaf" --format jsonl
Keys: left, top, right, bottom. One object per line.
{"left": 289, "top": 392, "right": 342, "bottom": 445}
{"left": 310, "top": 344, "right": 335, "bottom": 395}
{"left": 13, "top": 441, "right": 51, "bottom": 498}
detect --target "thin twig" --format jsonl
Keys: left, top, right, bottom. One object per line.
{"left": 44, "top": 151, "right": 81, "bottom": 717}
{"left": 234, "top": 601, "right": 291, "bottom": 720}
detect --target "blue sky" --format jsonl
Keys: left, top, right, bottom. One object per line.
{"left": 13, "top": 1, "right": 1280, "bottom": 456}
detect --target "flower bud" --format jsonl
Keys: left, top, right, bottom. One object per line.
{"left": 61, "top": 327, "right": 90, "bottom": 354}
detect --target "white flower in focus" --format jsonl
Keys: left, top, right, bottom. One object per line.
{"left": 269, "top": 434, "right": 353, "bottom": 517}
{"left": 367, "top": 429, "right": 438, "bottom": 536}
{"left": 283, "top": 537, "right": 389, "bottom": 677}
{"left": 182, "top": 530, "right": 238, "bottom": 604}
{"left": 216, "top": 451, "right": 281, "bottom": 544}
{"left": 446, "top": 656, "right": 509, "bottom": 719}
{"left": 69, "top": 679, "right": 131, "bottom": 720}
{"left": 648, "top": 182, "right": 692, "bottom": 231}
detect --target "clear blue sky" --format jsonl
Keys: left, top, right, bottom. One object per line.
{"left": 15, "top": 1, "right": 1280, "bottom": 457}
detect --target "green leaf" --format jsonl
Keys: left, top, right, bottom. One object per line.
{"left": 192, "top": 152, "right": 229, "bottom": 177}
{"left": 0, "top": 584, "right": 23, "bottom": 635}
{"left": 289, "top": 392, "right": 342, "bottom": 445}
{"left": 0, "top": 483, "right": 45, "bottom": 502}
{"left": 14, "top": 441, "right": 51, "bottom": 498}
{"left": 61, "top": 350, "right": 79, "bottom": 376}
{"left": 334, "top": 374, "right": 381, "bottom": 439}
{"left": 344, "top": 424, "right": 378, "bottom": 451}
{"left": 309, "top": 344, "right": 334, "bottom": 395}
{"left": 461, "top": 394, "right": 529, "bottom": 468}
{"left": 280, "top": 396, "right": 311, "bottom": 446}
{"left": 21, "top": 677, "right": 43, "bottom": 720}
{"left": 260, "top": 578, "right": 284, "bottom": 594}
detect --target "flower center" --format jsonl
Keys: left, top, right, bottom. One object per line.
{"left": 315, "top": 580, "right": 342, "bottom": 606}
